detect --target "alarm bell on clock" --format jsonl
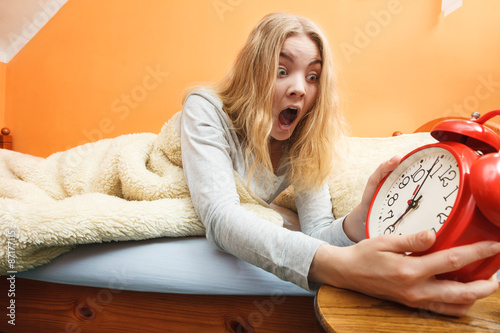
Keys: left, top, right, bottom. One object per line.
{"left": 366, "top": 110, "right": 500, "bottom": 282}
{"left": 433, "top": 110, "right": 500, "bottom": 226}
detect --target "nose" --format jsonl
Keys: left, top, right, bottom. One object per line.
{"left": 287, "top": 74, "right": 306, "bottom": 98}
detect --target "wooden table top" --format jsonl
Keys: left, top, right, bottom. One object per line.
{"left": 315, "top": 283, "right": 500, "bottom": 332}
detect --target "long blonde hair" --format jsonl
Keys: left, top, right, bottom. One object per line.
{"left": 215, "top": 12, "right": 346, "bottom": 192}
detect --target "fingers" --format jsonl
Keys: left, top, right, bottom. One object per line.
{"left": 375, "top": 230, "right": 436, "bottom": 254}
{"left": 375, "top": 231, "right": 500, "bottom": 279}
{"left": 332, "top": 236, "right": 499, "bottom": 317}
{"left": 417, "top": 241, "right": 500, "bottom": 277}
{"left": 367, "top": 155, "right": 401, "bottom": 188}
{"left": 346, "top": 232, "right": 500, "bottom": 317}
{"left": 407, "top": 275, "right": 499, "bottom": 317}
{"left": 361, "top": 155, "right": 402, "bottom": 210}
{"left": 379, "top": 155, "right": 401, "bottom": 179}
{"left": 419, "top": 275, "right": 498, "bottom": 305}
{"left": 455, "top": 274, "right": 499, "bottom": 302}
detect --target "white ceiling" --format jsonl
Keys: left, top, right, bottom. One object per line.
{"left": 0, "top": 0, "right": 67, "bottom": 63}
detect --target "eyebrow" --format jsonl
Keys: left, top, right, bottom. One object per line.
{"left": 279, "top": 51, "right": 322, "bottom": 66}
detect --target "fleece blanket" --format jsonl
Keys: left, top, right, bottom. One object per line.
{"left": 0, "top": 112, "right": 284, "bottom": 274}
{"left": 0, "top": 109, "right": 436, "bottom": 275}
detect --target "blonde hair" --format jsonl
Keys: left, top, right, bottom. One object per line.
{"left": 215, "top": 12, "right": 346, "bottom": 192}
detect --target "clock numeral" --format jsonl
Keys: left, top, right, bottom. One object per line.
{"left": 438, "top": 166, "right": 457, "bottom": 187}
{"left": 444, "top": 185, "right": 459, "bottom": 202}
{"left": 429, "top": 163, "right": 443, "bottom": 179}
{"left": 398, "top": 176, "right": 410, "bottom": 189}
{"left": 382, "top": 210, "right": 394, "bottom": 223}
{"left": 387, "top": 193, "right": 399, "bottom": 207}
{"left": 411, "top": 165, "right": 426, "bottom": 183}
{"left": 436, "top": 206, "right": 453, "bottom": 224}
{"left": 436, "top": 213, "right": 447, "bottom": 224}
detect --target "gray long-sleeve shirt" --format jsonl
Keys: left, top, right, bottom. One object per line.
{"left": 180, "top": 89, "right": 355, "bottom": 291}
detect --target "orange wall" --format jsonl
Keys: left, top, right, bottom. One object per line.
{"left": 5, "top": 0, "right": 500, "bottom": 157}
{"left": 0, "top": 61, "right": 5, "bottom": 128}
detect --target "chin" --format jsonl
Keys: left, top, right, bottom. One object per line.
{"left": 271, "top": 129, "right": 294, "bottom": 141}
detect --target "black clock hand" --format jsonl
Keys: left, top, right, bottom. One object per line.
{"left": 385, "top": 195, "right": 422, "bottom": 234}
{"left": 411, "top": 156, "right": 440, "bottom": 201}
{"left": 384, "top": 157, "right": 439, "bottom": 235}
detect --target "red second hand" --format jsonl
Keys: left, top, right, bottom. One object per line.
{"left": 408, "top": 185, "right": 420, "bottom": 205}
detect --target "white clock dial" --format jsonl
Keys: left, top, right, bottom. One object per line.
{"left": 368, "top": 147, "right": 461, "bottom": 237}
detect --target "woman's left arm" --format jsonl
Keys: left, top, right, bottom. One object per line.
{"left": 296, "top": 155, "right": 401, "bottom": 244}
{"left": 295, "top": 182, "right": 354, "bottom": 247}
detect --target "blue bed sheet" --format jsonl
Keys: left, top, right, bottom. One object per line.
{"left": 16, "top": 237, "right": 500, "bottom": 296}
{"left": 17, "top": 237, "right": 314, "bottom": 296}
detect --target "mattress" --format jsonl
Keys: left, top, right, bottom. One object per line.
{"left": 17, "top": 237, "right": 314, "bottom": 296}
{"left": 16, "top": 237, "right": 500, "bottom": 296}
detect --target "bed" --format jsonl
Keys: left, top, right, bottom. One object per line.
{"left": 5, "top": 237, "right": 320, "bottom": 332}
{"left": 1, "top": 115, "right": 499, "bottom": 333}
{"left": 0, "top": 128, "right": 12, "bottom": 150}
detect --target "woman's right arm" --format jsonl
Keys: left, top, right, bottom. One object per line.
{"left": 310, "top": 155, "right": 500, "bottom": 317}
{"left": 180, "top": 92, "right": 325, "bottom": 290}
{"left": 309, "top": 230, "right": 500, "bottom": 317}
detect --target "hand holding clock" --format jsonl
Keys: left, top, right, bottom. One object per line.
{"left": 310, "top": 230, "right": 500, "bottom": 317}
{"left": 312, "top": 156, "right": 500, "bottom": 317}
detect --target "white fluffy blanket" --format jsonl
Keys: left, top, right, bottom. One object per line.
{"left": 0, "top": 109, "right": 435, "bottom": 274}
{"left": 0, "top": 112, "right": 283, "bottom": 274}
{"left": 273, "top": 133, "right": 436, "bottom": 218}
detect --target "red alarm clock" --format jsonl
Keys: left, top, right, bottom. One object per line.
{"left": 366, "top": 110, "right": 500, "bottom": 282}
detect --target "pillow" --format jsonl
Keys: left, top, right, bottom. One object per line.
{"left": 273, "top": 133, "right": 436, "bottom": 218}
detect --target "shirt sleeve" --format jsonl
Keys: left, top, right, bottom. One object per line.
{"left": 295, "top": 180, "right": 356, "bottom": 248}
{"left": 180, "top": 92, "right": 325, "bottom": 291}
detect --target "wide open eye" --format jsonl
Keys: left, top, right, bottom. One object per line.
{"left": 278, "top": 67, "right": 288, "bottom": 77}
{"left": 307, "top": 73, "right": 319, "bottom": 82}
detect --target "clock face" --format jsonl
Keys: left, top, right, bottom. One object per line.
{"left": 367, "top": 146, "right": 461, "bottom": 237}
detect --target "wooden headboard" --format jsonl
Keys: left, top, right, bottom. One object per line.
{"left": 0, "top": 127, "right": 12, "bottom": 150}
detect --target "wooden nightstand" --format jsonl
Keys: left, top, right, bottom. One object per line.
{"left": 315, "top": 284, "right": 500, "bottom": 332}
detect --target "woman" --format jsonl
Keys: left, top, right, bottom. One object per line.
{"left": 180, "top": 12, "right": 499, "bottom": 316}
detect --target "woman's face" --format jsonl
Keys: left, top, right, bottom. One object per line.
{"left": 271, "top": 33, "right": 322, "bottom": 142}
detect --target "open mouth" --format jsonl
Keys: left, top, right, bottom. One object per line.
{"left": 278, "top": 107, "right": 298, "bottom": 128}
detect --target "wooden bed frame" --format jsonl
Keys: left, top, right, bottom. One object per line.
{"left": 0, "top": 278, "right": 322, "bottom": 332}
{"left": 1, "top": 115, "right": 499, "bottom": 333}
